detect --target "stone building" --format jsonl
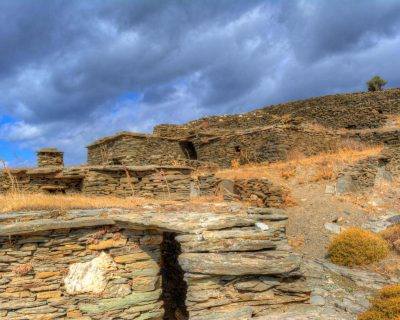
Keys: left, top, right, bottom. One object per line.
{"left": 86, "top": 132, "right": 197, "bottom": 166}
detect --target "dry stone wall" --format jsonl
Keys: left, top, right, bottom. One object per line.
{"left": 0, "top": 224, "right": 163, "bottom": 320}
{"left": 82, "top": 166, "right": 193, "bottom": 200}
{"left": 0, "top": 166, "right": 194, "bottom": 201}
{"left": 87, "top": 132, "right": 188, "bottom": 166}
{"left": 192, "top": 126, "right": 345, "bottom": 167}
{"left": 0, "top": 207, "right": 310, "bottom": 320}
{"left": 234, "top": 179, "right": 289, "bottom": 208}
{"left": 177, "top": 207, "right": 309, "bottom": 319}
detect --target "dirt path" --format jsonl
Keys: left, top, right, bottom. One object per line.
{"left": 285, "top": 182, "right": 371, "bottom": 259}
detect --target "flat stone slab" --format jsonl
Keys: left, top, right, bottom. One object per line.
{"left": 0, "top": 208, "right": 256, "bottom": 236}
{"left": 179, "top": 251, "right": 301, "bottom": 276}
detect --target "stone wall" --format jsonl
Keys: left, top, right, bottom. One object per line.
{"left": 0, "top": 225, "right": 163, "bottom": 320}
{"left": 177, "top": 207, "right": 309, "bottom": 319}
{"left": 87, "top": 132, "right": 188, "bottom": 166}
{"left": 336, "top": 155, "right": 392, "bottom": 194}
{"left": 82, "top": 166, "right": 193, "bottom": 200}
{"left": 0, "top": 207, "right": 310, "bottom": 320}
{"left": 192, "top": 126, "right": 346, "bottom": 167}
{"left": 0, "top": 167, "right": 84, "bottom": 194}
{"left": 0, "top": 165, "right": 193, "bottom": 201}
{"left": 234, "top": 179, "right": 289, "bottom": 208}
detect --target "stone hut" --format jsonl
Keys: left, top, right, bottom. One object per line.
{"left": 0, "top": 206, "right": 310, "bottom": 319}
{"left": 37, "top": 148, "right": 64, "bottom": 168}
{"left": 86, "top": 132, "right": 197, "bottom": 166}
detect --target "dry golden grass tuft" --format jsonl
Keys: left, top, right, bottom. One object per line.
{"left": 358, "top": 284, "right": 400, "bottom": 320}
{"left": 215, "top": 145, "right": 383, "bottom": 185}
{"left": 328, "top": 227, "right": 390, "bottom": 267}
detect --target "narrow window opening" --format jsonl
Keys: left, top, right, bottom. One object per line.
{"left": 111, "top": 158, "right": 122, "bottom": 165}
{"left": 235, "top": 145, "right": 241, "bottom": 153}
{"left": 161, "top": 232, "right": 188, "bottom": 320}
{"left": 179, "top": 141, "right": 198, "bottom": 160}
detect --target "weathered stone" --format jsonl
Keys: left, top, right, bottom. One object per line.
{"left": 179, "top": 251, "right": 301, "bottom": 275}
{"left": 88, "top": 238, "right": 127, "bottom": 250}
{"left": 64, "top": 252, "right": 115, "bottom": 295}
{"left": 79, "top": 289, "right": 162, "bottom": 314}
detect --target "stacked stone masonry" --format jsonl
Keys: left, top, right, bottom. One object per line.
{"left": 37, "top": 148, "right": 64, "bottom": 168}
{"left": 87, "top": 132, "right": 190, "bottom": 166}
{"left": 0, "top": 207, "right": 310, "bottom": 319}
{"left": 0, "top": 166, "right": 193, "bottom": 201}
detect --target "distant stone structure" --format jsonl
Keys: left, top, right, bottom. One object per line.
{"left": 87, "top": 132, "right": 192, "bottom": 166}
{"left": 2, "top": 89, "right": 400, "bottom": 198}
{"left": 87, "top": 89, "right": 400, "bottom": 168}
{"left": 37, "top": 148, "right": 64, "bottom": 167}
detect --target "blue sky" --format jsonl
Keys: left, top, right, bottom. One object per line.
{"left": 1, "top": 0, "right": 400, "bottom": 166}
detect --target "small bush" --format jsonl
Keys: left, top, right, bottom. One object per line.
{"left": 367, "top": 75, "right": 387, "bottom": 92}
{"left": 328, "top": 227, "right": 389, "bottom": 266}
{"left": 358, "top": 285, "right": 400, "bottom": 320}
{"left": 381, "top": 224, "right": 400, "bottom": 253}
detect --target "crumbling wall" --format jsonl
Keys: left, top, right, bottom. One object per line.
{"left": 87, "top": 133, "right": 188, "bottom": 166}
{"left": 0, "top": 166, "right": 193, "bottom": 200}
{"left": 0, "top": 167, "right": 83, "bottom": 194}
{"left": 234, "top": 178, "right": 289, "bottom": 208}
{"left": 193, "top": 126, "right": 345, "bottom": 167}
{"left": 336, "top": 155, "right": 392, "bottom": 194}
{"left": 0, "top": 226, "right": 164, "bottom": 320}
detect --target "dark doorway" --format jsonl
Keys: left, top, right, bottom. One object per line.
{"left": 161, "top": 232, "right": 188, "bottom": 320}
{"left": 180, "top": 141, "right": 198, "bottom": 160}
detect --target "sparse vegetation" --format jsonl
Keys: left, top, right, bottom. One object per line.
{"left": 215, "top": 145, "right": 383, "bottom": 184}
{"left": 367, "top": 75, "right": 387, "bottom": 92}
{"left": 328, "top": 228, "right": 390, "bottom": 266}
{"left": 0, "top": 193, "right": 150, "bottom": 212}
{"left": 0, "top": 192, "right": 230, "bottom": 213}
{"left": 358, "top": 285, "right": 400, "bottom": 320}
{"left": 381, "top": 225, "right": 400, "bottom": 253}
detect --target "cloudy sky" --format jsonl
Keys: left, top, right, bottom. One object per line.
{"left": 1, "top": 0, "right": 400, "bottom": 166}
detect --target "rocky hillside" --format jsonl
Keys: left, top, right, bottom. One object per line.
{"left": 154, "top": 89, "right": 400, "bottom": 136}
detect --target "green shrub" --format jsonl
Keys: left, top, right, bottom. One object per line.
{"left": 328, "top": 227, "right": 389, "bottom": 266}
{"left": 358, "top": 285, "right": 400, "bottom": 320}
{"left": 367, "top": 75, "right": 387, "bottom": 92}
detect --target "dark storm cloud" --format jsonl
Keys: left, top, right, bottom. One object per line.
{"left": 0, "top": 0, "right": 399, "bottom": 165}
{"left": 281, "top": 0, "right": 400, "bottom": 62}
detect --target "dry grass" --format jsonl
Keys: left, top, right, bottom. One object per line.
{"left": 215, "top": 146, "right": 383, "bottom": 185}
{"left": 358, "top": 284, "right": 400, "bottom": 320}
{"left": 0, "top": 193, "right": 159, "bottom": 213}
{"left": 328, "top": 227, "right": 390, "bottom": 267}
{"left": 0, "top": 192, "right": 232, "bottom": 213}
{"left": 385, "top": 114, "right": 400, "bottom": 129}
{"left": 381, "top": 225, "right": 400, "bottom": 253}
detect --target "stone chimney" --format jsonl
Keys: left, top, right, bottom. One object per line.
{"left": 37, "top": 148, "right": 64, "bottom": 168}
